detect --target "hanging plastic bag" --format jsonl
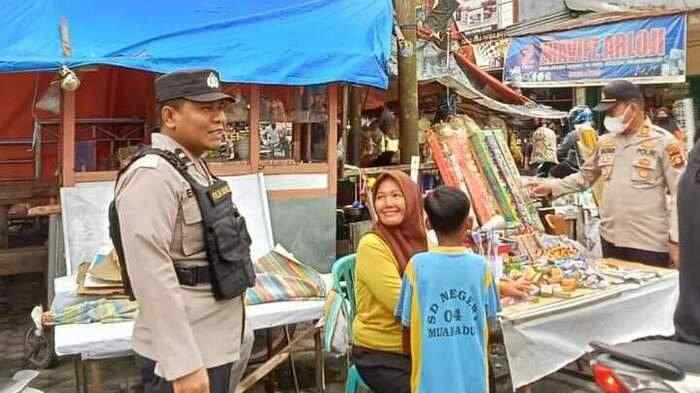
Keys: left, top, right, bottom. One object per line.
{"left": 322, "top": 289, "right": 350, "bottom": 354}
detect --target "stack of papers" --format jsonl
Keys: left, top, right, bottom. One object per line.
{"left": 74, "top": 246, "right": 126, "bottom": 296}
{"left": 84, "top": 245, "right": 123, "bottom": 289}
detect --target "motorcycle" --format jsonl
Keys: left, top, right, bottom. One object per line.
{"left": 590, "top": 340, "right": 700, "bottom": 393}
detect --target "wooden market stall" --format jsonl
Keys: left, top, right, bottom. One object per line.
{"left": 0, "top": 66, "right": 344, "bottom": 279}
{"left": 50, "top": 68, "right": 340, "bottom": 271}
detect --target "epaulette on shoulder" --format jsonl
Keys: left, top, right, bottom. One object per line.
{"left": 128, "top": 154, "right": 161, "bottom": 170}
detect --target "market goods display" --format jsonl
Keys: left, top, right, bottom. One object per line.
{"left": 489, "top": 129, "right": 544, "bottom": 232}
{"left": 484, "top": 132, "right": 534, "bottom": 228}
{"left": 501, "top": 234, "right": 610, "bottom": 304}
{"left": 427, "top": 115, "right": 543, "bottom": 230}
{"left": 426, "top": 117, "right": 498, "bottom": 224}
{"left": 427, "top": 115, "right": 668, "bottom": 310}
{"left": 470, "top": 130, "right": 521, "bottom": 225}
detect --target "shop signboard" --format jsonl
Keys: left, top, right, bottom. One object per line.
{"left": 454, "top": 0, "right": 514, "bottom": 34}
{"left": 473, "top": 38, "right": 510, "bottom": 70}
{"left": 464, "top": 29, "right": 510, "bottom": 71}
{"left": 503, "top": 14, "right": 687, "bottom": 88}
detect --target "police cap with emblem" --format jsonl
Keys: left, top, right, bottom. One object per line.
{"left": 155, "top": 69, "right": 232, "bottom": 103}
{"left": 593, "top": 80, "right": 643, "bottom": 112}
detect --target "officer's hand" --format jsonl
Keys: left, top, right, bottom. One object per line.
{"left": 500, "top": 279, "right": 532, "bottom": 299}
{"left": 669, "top": 242, "right": 680, "bottom": 268}
{"left": 173, "top": 368, "right": 209, "bottom": 393}
{"left": 530, "top": 183, "right": 553, "bottom": 198}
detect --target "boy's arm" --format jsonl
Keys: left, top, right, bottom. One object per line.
{"left": 484, "top": 265, "right": 501, "bottom": 319}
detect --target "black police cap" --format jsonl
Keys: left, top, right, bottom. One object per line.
{"left": 155, "top": 69, "right": 232, "bottom": 103}
{"left": 593, "top": 80, "right": 643, "bottom": 112}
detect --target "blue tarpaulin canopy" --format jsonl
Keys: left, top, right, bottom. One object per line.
{"left": 0, "top": 0, "right": 393, "bottom": 88}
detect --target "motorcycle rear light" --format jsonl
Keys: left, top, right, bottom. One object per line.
{"left": 593, "top": 363, "right": 630, "bottom": 393}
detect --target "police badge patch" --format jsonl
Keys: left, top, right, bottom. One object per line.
{"left": 639, "top": 126, "right": 651, "bottom": 137}
{"left": 209, "top": 182, "right": 232, "bottom": 205}
{"left": 666, "top": 143, "right": 685, "bottom": 169}
{"left": 207, "top": 72, "right": 220, "bottom": 89}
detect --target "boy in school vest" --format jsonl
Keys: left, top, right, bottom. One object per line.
{"left": 395, "top": 186, "right": 500, "bottom": 393}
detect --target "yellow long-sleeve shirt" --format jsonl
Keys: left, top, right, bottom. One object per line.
{"left": 353, "top": 233, "right": 404, "bottom": 353}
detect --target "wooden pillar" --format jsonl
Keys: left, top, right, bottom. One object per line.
{"left": 341, "top": 85, "right": 349, "bottom": 163}
{"left": 348, "top": 86, "right": 363, "bottom": 165}
{"left": 0, "top": 205, "right": 8, "bottom": 249}
{"left": 395, "top": 0, "right": 419, "bottom": 164}
{"left": 61, "top": 90, "right": 76, "bottom": 187}
{"left": 108, "top": 68, "right": 119, "bottom": 118}
{"left": 292, "top": 123, "right": 303, "bottom": 162}
{"left": 327, "top": 84, "right": 338, "bottom": 196}
{"left": 304, "top": 124, "right": 312, "bottom": 163}
{"left": 144, "top": 73, "right": 157, "bottom": 144}
{"left": 87, "top": 360, "right": 103, "bottom": 393}
{"left": 250, "top": 85, "right": 261, "bottom": 170}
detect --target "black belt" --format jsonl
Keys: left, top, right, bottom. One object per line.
{"left": 175, "top": 265, "right": 211, "bottom": 286}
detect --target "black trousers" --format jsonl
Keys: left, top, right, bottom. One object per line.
{"left": 549, "top": 163, "right": 578, "bottom": 179}
{"left": 141, "top": 357, "right": 232, "bottom": 393}
{"left": 601, "top": 237, "right": 670, "bottom": 268}
{"left": 351, "top": 346, "right": 411, "bottom": 393}
{"left": 535, "top": 162, "right": 556, "bottom": 178}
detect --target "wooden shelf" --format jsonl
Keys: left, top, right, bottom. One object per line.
{"left": 39, "top": 118, "right": 145, "bottom": 126}
{"left": 63, "top": 84, "right": 340, "bottom": 198}
{"left": 0, "top": 246, "right": 48, "bottom": 276}
{"left": 343, "top": 162, "right": 438, "bottom": 177}
{"left": 535, "top": 98, "right": 573, "bottom": 103}
{"left": 74, "top": 171, "right": 118, "bottom": 183}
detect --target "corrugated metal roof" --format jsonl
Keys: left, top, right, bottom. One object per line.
{"left": 512, "top": 7, "right": 688, "bottom": 37}
{"left": 404, "top": 41, "right": 568, "bottom": 119}
{"left": 505, "top": 9, "right": 579, "bottom": 37}
{"left": 565, "top": 0, "right": 627, "bottom": 13}
{"left": 436, "top": 76, "right": 568, "bottom": 119}
{"left": 603, "top": 0, "right": 700, "bottom": 7}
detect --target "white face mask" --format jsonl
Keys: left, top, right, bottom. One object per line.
{"left": 604, "top": 105, "right": 631, "bottom": 135}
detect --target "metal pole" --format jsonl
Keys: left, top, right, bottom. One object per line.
{"left": 395, "top": 0, "right": 419, "bottom": 164}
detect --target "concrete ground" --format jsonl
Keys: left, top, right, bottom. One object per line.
{"left": 0, "top": 273, "right": 599, "bottom": 393}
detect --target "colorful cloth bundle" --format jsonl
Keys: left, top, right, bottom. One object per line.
{"left": 490, "top": 129, "right": 544, "bottom": 231}
{"left": 50, "top": 298, "right": 138, "bottom": 325}
{"left": 469, "top": 130, "right": 520, "bottom": 225}
{"left": 245, "top": 245, "right": 327, "bottom": 305}
{"left": 427, "top": 118, "right": 498, "bottom": 225}
{"left": 484, "top": 131, "right": 530, "bottom": 223}
{"left": 428, "top": 114, "right": 544, "bottom": 230}
{"left": 484, "top": 130, "right": 544, "bottom": 231}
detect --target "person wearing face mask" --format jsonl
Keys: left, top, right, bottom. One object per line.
{"left": 352, "top": 171, "right": 428, "bottom": 393}
{"left": 532, "top": 80, "right": 685, "bottom": 267}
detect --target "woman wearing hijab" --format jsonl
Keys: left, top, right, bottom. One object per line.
{"left": 351, "top": 171, "right": 428, "bottom": 393}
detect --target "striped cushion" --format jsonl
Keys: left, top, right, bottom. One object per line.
{"left": 245, "top": 245, "right": 326, "bottom": 305}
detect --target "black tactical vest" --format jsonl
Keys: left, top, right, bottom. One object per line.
{"left": 109, "top": 147, "right": 256, "bottom": 301}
